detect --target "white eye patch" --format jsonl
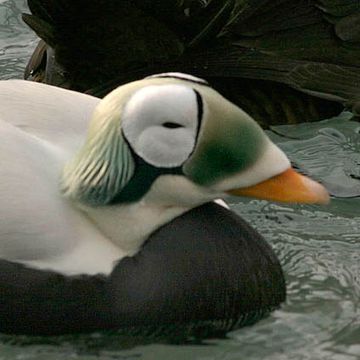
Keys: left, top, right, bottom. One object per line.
{"left": 122, "top": 84, "right": 200, "bottom": 168}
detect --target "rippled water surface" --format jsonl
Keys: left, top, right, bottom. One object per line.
{"left": 0, "top": 0, "right": 35, "bottom": 79}
{"left": 0, "top": 1, "right": 359, "bottom": 359}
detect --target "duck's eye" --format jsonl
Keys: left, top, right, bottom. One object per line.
{"left": 162, "top": 122, "right": 184, "bottom": 129}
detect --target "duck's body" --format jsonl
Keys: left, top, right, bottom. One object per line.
{"left": 23, "top": 0, "right": 360, "bottom": 126}
{"left": 0, "top": 74, "right": 328, "bottom": 335}
{"left": 0, "top": 202, "right": 285, "bottom": 336}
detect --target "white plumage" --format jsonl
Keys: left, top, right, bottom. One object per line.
{"left": 0, "top": 80, "right": 124, "bottom": 275}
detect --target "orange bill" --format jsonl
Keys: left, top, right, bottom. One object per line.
{"left": 227, "top": 168, "right": 330, "bottom": 204}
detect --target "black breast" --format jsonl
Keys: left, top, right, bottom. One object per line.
{"left": 0, "top": 202, "right": 285, "bottom": 338}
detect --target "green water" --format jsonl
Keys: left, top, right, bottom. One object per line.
{"left": 0, "top": 1, "right": 359, "bottom": 359}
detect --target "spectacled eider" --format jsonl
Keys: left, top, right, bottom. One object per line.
{"left": 0, "top": 73, "right": 329, "bottom": 336}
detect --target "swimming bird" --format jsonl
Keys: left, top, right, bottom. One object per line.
{"left": 22, "top": 0, "right": 360, "bottom": 127}
{"left": 0, "top": 73, "right": 329, "bottom": 335}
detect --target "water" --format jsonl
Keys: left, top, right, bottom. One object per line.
{"left": 0, "top": 0, "right": 35, "bottom": 79}
{"left": 0, "top": 1, "right": 359, "bottom": 359}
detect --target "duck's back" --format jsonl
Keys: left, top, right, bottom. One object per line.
{"left": 0, "top": 80, "right": 98, "bottom": 153}
{"left": 0, "top": 81, "right": 123, "bottom": 275}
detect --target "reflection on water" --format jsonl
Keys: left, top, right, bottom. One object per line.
{"left": 269, "top": 114, "right": 360, "bottom": 198}
{"left": 228, "top": 199, "right": 360, "bottom": 360}
{"left": 0, "top": 1, "right": 359, "bottom": 359}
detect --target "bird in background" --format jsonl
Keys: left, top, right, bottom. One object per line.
{"left": 23, "top": 0, "right": 360, "bottom": 127}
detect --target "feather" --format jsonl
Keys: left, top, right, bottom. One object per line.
{"left": 22, "top": 0, "right": 360, "bottom": 125}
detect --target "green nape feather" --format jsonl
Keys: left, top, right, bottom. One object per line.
{"left": 61, "top": 105, "right": 135, "bottom": 207}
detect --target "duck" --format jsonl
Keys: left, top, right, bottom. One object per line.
{"left": 22, "top": 0, "right": 360, "bottom": 127}
{"left": 0, "top": 72, "right": 329, "bottom": 336}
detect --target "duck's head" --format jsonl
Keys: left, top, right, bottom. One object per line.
{"left": 62, "top": 72, "right": 329, "bottom": 209}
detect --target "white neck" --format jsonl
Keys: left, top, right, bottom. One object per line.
{"left": 84, "top": 202, "right": 189, "bottom": 256}
{"left": 78, "top": 175, "right": 218, "bottom": 256}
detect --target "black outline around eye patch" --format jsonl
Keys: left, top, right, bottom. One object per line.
{"left": 146, "top": 74, "right": 210, "bottom": 87}
{"left": 114, "top": 88, "right": 205, "bottom": 206}
{"left": 194, "top": 89, "right": 203, "bottom": 144}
